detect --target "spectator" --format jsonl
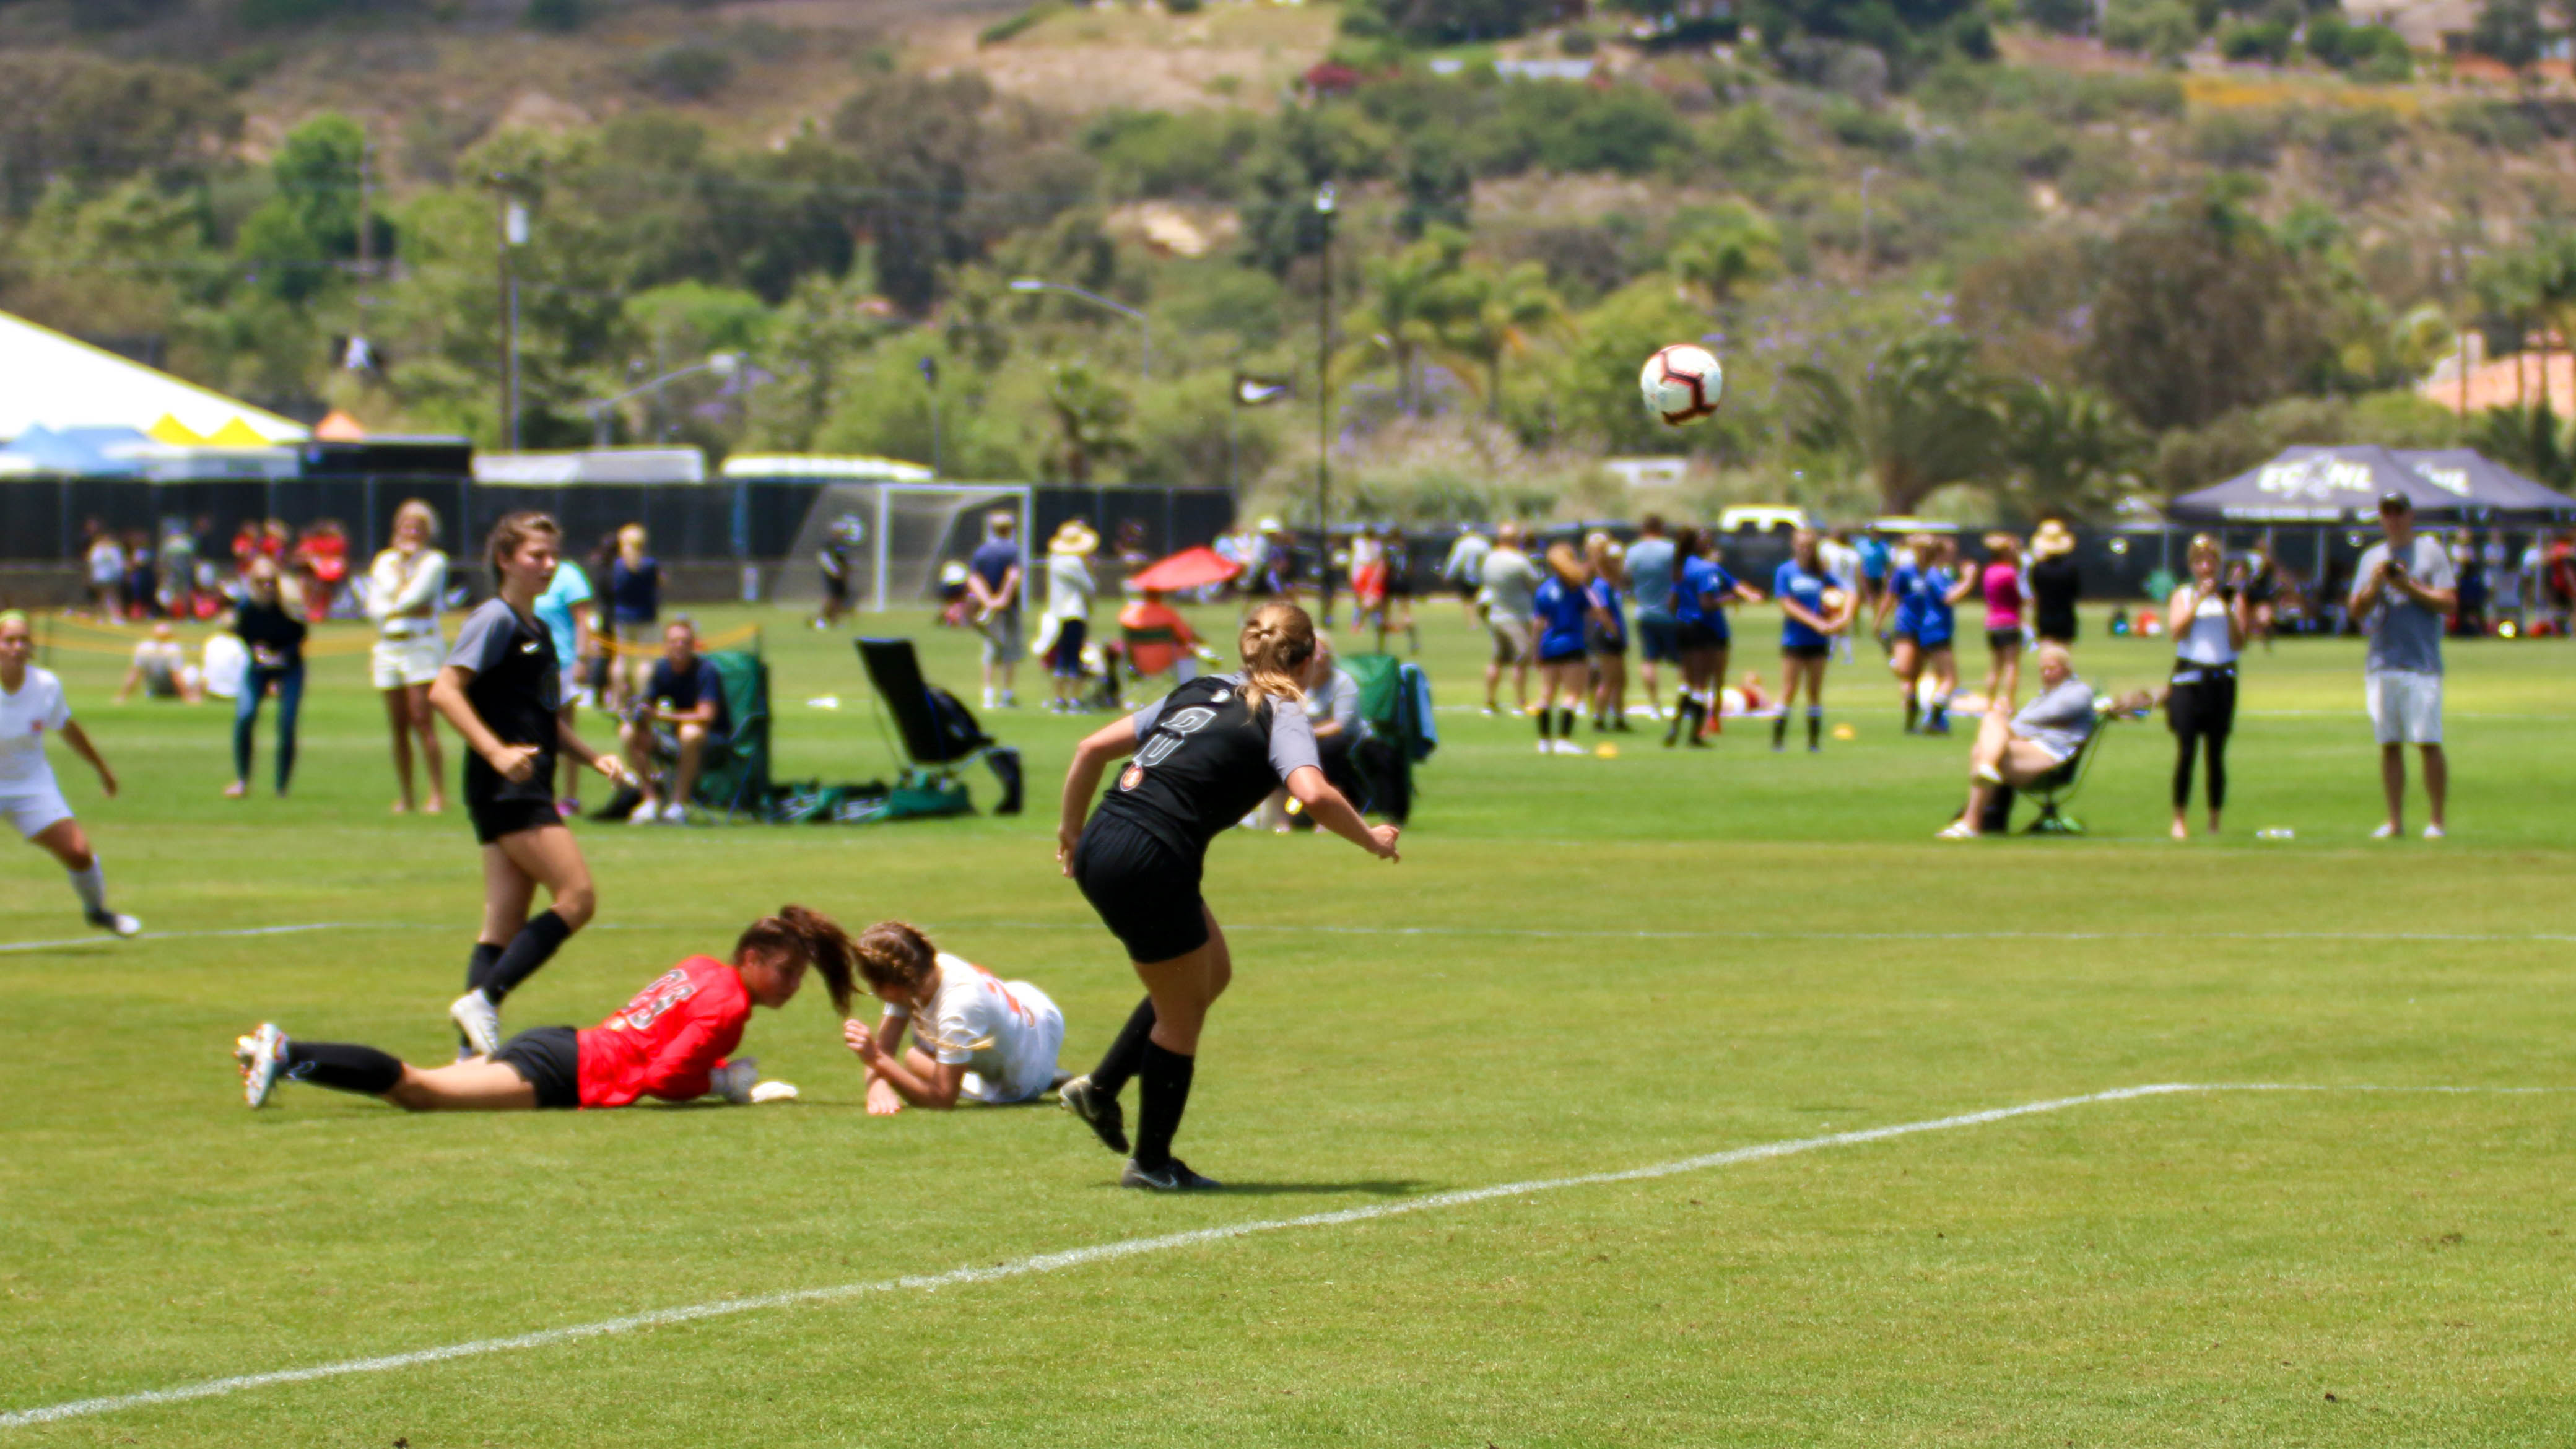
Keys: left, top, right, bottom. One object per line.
{"left": 1118, "top": 587, "right": 1201, "bottom": 692}
{"left": 533, "top": 539, "right": 598, "bottom": 819}
{"left": 114, "top": 622, "right": 202, "bottom": 705}
{"left": 2027, "top": 521, "right": 2081, "bottom": 645}
{"left": 1349, "top": 525, "right": 1388, "bottom": 646}
{"left": 967, "top": 510, "right": 1024, "bottom": 709}
{"left": 1584, "top": 532, "right": 1630, "bottom": 732}
{"left": 814, "top": 515, "right": 863, "bottom": 630}
{"left": 1441, "top": 526, "right": 1490, "bottom": 624}
{"left": 365, "top": 499, "right": 450, "bottom": 816}
{"left": 1979, "top": 532, "right": 2026, "bottom": 707}
{"left": 2350, "top": 492, "right": 2456, "bottom": 839}
{"left": 620, "top": 619, "right": 729, "bottom": 825}
{"left": 1257, "top": 518, "right": 1300, "bottom": 600}
{"left": 2243, "top": 540, "right": 2280, "bottom": 650}
{"left": 157, "top": 520, "right": 198, "bottom": 620}
{"left": 225, "top": 558, "right": 308, "bottom": 799}
{"left": 1624, "top": 516, "right": 1678, "bottom": 718}
{"left": 607, "top": 524, "right": 661, "bottom": 712}
{"left": 2165, "top": 535, "right": 2248, "bottom": 840}
{"left": 1477, "top": 523, "right": 1539, "bottom": 716}
{"left": 1380, "top": 526, "right": 1419, "bottom": 654}
{"left": 293, "top": 520, "right": 350, "bottom": 622}
{"left": 1211, "top": 524, "right": 1258, "bottom": 601}
{"left": 1936, "top": 643, "right": 2131, "bottom": 839}
{"left": 120, "top": 529, "right": 155, "bottom": 619}
{"left": 2549, "top": 534, "right": 2576, "bottom": 633}
{"left": 1041, "top": 519, "right": 1099, "bottom": 715}
{"left": 2482, "top": 531, "right": 2517, "bottom": 632}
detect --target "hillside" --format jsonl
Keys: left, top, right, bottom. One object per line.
{"left": 2, "top": 0, "right": 2575, "bottom": 524}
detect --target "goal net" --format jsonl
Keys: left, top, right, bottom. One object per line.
{"left": 773, "top": 483, "right": 1032, "bottom": 611}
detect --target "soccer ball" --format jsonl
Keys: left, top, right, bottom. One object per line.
{"left": 1640, "top": 344, "right": 1724, "bottom": 426}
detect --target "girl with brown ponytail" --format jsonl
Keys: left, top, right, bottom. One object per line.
{"left": 1056, "top": 601, "right": 1401, "bottom": 1191}
{"left": 234, "top": 905, "right": 855, "bottom": 1112}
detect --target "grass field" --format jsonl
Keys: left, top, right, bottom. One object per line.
{"left": 3, "top": 601, "right": 2570, "bottom": 1445}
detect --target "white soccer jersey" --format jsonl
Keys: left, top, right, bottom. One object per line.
{"left": 0, "top": 668, "right": 71, "bottom": 791}
{"left": 889, "top": 953, "right": 1064, "bottom": 1104}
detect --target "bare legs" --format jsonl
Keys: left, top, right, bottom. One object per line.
{"left": 481, "top": 826, "right": 598, "bottom": 949}
{"left": 2380, "top": 742, "right": 2447, "bottom": 835}
{"left": 385, "top": 1059, "right": 541, "bottom": 1111}
{"left": 381, "top": 682, "right": 444, "bottom": 814}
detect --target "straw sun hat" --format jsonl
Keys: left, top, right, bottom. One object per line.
{"left": 2031, "top": 520, "right": 2076, "bottom": 558}
{"left": 1048, "top": 519, "right": 1100, "bottom": 556}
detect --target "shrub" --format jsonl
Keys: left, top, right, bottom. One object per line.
{"left": 2217, "top": 19, "right": 2294, "bottom": 64}
{"left": 1823, "top": 98, "right": 1913, "bottom": 154}
{"left": 977, "top": 2, "right": 1058, "bottom": 46}
{"left": 629, "top": 41, "right": 735, "bottom": 101}
{"left": 522, "top": 0, "right": 585, "bottom": 33}
{"left": 2187, "top": 108, "right": 2290, "bottom": 169}
{"left": 2101, "top": 0, "right": 2197, "bottom": 63}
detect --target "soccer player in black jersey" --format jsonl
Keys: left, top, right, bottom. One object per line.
{"left": 430, "top": 513, "right": 630, "bottom": 1060}
{"left": 1056, "top": 603, "right": 1400, "bottom": 1191}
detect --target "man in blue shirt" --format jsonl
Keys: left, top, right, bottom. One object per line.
{"left": 968, "top": 511, "right": 1024, "bottom": 709}
{"left": 531, "top": 555, "right": 595, "bottom": 815}
{"left": 1624, "top": 516, "right": 1678, "bottom": 720}
{"left": 617, "top": 619, "right": 729, "bottom": 825}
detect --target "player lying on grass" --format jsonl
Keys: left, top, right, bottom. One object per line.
{"left": 1936, "top": 643, "right": 2156, "bottom": 840}
{"left": 234, "top": 905, "right": 854, "bottom": 1110}
{"left": 841, "top": 920, "right": 1067, "bottom": 1115}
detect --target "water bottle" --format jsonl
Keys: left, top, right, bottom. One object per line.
{"left": 2256, "top": 828, "right": 2294, "bottom": 842}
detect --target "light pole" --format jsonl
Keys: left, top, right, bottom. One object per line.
{"left": 1007, "top": 277, "right": 1152, "bottom": 378}
{"left": 491, "top": 175, "right": 531, "bottom": 451}
{"left": 1315, "top": 181, "right": 1336, "bottom": 625}
{"left": 586, "top": 352, "right": 743, "bottom": 446}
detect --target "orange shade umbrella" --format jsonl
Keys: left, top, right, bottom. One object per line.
{"left": 1125, "top": 546, "right": 1240, "bottom": 592}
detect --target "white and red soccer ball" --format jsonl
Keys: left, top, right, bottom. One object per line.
{"left": 1639, "top": 343, "right": 1724, "bottom": 426}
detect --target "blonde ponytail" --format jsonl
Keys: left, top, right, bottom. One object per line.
{"left": 1236, "top": 602, "right": 1315, "bottom": 711}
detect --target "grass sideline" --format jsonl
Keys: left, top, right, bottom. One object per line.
{"left": 3, "top": 601, "right": 2571, "bottom": 1445}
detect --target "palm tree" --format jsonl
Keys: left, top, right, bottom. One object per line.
{"left": 1999, "top": 381, "right": 2144, "bottom": 520}
{"left": 1339, "top": 226, "right": 1480, "bottom": 416}
{"left": 1443, "top": 261, "right": 1573, "bottom": 418}
{"left": 1787, "top": 332, "right": 2005, "bottom": 515}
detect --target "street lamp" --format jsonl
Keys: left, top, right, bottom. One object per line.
{"left": 1007, "top": 277, "right": 1152, "bottom": 378}
{"left": 586, "top": 352, "right": 744, "bottom": 446}
{"left": 1314, "top": 182, "right": 1336, "bottom": 625}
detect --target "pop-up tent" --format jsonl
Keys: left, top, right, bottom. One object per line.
{"left": 2170, "top": 444, "right": 2575, "bottom": 521}
{"left": 0, "top": 311, "right": 308, "bottom": 448}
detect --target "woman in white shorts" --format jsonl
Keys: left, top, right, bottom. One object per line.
{"left": 367, "top": 499, "right": 450, "bottom": 814}
{"left": 841, "top": 920, "right": 1067, "bottom": 1113}
{"left": 0, "top": 612, "right": 139, "bottom": 937}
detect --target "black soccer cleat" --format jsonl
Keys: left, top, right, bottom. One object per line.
{"left": 1058, "top": 1074, "right": 1129, "bottom": 1155}
{"left": 1121, "top": 1157, "right": 1221, "bottom": 1192}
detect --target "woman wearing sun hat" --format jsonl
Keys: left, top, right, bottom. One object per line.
{"left": 2029, "top": 520, "right": 2081, "bottom": 646}
{"left": 1040, "top": 519, "right": 1099, "bottom": 714}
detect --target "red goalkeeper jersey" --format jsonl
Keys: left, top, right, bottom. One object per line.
{"left": 576, "top": 955, "right": 747, "bottom": 1108}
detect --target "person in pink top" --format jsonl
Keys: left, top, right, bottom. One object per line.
{"left": 1979, "top": 533, "right": 2027, "bottom": 707}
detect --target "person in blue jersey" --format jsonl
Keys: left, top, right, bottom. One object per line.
{"left": 1582, "top": 533, "right": 1630, "bottom": 732}
{"left": 1771, "top": 528, "right": 1857, "bottom": 752}
{"left": 1530, "top": 542, "right": 1595, "bottom": 755}
{"left": 1875, "top": 535, "right": 1930, "bottom": 733}
{"left": 1853, "top": 529, "right": 1893, "bottom": 650}
{"left": 1666, "top": 528, "right": 1763, "bottom": 748}
{"left": 1916, "top": 535, "right": 1978, "bottom": 734}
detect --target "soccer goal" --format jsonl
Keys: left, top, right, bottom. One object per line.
{"left": 773, "top": 482, "right": 1032, "bottom": 612}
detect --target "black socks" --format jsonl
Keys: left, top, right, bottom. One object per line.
{"left": 1772, "top": 713, "right": 1788, "bottom": 748}
{"left": 466, "top": 941, "right": 502, "bottom": 994}
{"left": 1557, "top": 708, "right": 1575, "bottom": 740}
{"left": 482, "top": 910, "right": 573, "bottom": 1004}
{"left": 1133, "top": 1039, "right": 1196, "bottom": 1172}
{"left": 1090, "top": 996, "right": 1158, "bottom": 1098}
{"left": 1904, "top": 693, "right": 1920, "bottom": 732}
{"left": 1807, "top": 705, "right": 1823, "bottom": 749}
{"left": 285, "top": 1041, "right": 404, "bottom": 1096}
{"left": 1668, "top": 694, "right": 1702, "bottom": 746}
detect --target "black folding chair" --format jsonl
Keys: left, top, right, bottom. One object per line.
{"left": 1980, "top": 707, "right": 2118, "bottom": 837}
{"left": 855, "top": 638, "right": 1023, "bottom": 814}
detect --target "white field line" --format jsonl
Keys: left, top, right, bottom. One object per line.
{"left": 1, "top": 1081, "right": 2564, "bottom": 1430}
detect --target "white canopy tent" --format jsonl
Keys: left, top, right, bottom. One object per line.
{"left": 0, "top": 310, "right": 308, "bottom": 447}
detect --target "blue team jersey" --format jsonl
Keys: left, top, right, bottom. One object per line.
{"left": 1586, "top": 576, "right": 1626, "bottom": 648}
{"left": 1856, "top": 536, "right": 1891, "bottom": 581}
{"left": 1915, "top": 565, "right": 1958, "bottom": 644}
{"left": 1888, "top": 565, "right": 1923, "bottom": 635}
{"left": 1673, "top": 557, "right": 1737, "bottom": 635}
{"left": 1533, "top": 575, "right": 1590, "bottom": 659}
{"left": 1775, "top": 560, "right": 1843, "bottom": 650}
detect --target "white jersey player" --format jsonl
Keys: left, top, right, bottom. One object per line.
{"left": 842, "top": 921, "right": 1066, "bottom": 1112}
{"left": 0, "top": 612, "right": 140, "bottom": 936}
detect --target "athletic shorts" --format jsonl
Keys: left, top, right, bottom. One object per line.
{"left": 1675, "top": 620, "right": 1727, "bottom": 653}
{"left": 1782, "top": 642, "right": 1831, "bottom": 661}
{"left": 558, "top": 666, "right": 592, "bottom": 711}
{"left": 2367, "top": 670, "right": 2442, "bottom": 746}
{"left": 1046, "top": 617, "right": 1089, "bottom": 677}
{"left": 981, "top": 612, "right": 1025, "bottom": 665}
{"left": 1635, "top": 617, "right": 1679, "bottom": 663}
{"left": 1538, "top": 643, "right": 1588, "bottom": 666}
{"left": 612, "top": 620, "right": 660, "bottom": 653}
{"left": 1074, "top": 816, "right": 1209, "bottom": 964}
{"left": 0, "top": 783, "right": 74, "bottom": 840}
{"left": 469, "top": 794, "right": 562, "bottom": 846}
{"left": 1986, "top": 627, "right": 2022, "bottom": 652}
{"left": 494, "top": 1026, "right": 581, "bottom": 1109}
{"left": 371, "top": 632, "right": 445, "bottom": 690}
{"left": 1917, "top": 629, "right": 1955, "bottom": 651}
{"left": 821, "top": 572, "right": 850, "bottom": 604}
{"left": 1589, "top": 638, "right": 1628, "bottom": 660}
{"left": 1487, "top": 619, "right": 1532, "bottom": 666}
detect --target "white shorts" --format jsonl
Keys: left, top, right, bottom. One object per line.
{"left": 559, "top": 666, "right": 593, "bottom": 711}
{"left": 372, "top": 632, "right": 445, "bottom": 690}
{"left": 0, "top": 783, "right": 74, "bottom": 840}
{"left": 2366, "top": 671, "right": 2442, "bottom": 746}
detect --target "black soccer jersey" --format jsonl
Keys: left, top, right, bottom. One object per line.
{"left": 1093, "top": 672, "right": 1320, "bottom": 859}
{"left": 447, "top": 597, "right": 561, "bottom": 806}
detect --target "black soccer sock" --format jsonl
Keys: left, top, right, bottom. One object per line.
{"left": 1664, "top": 696, "right": 1686, "bottom": 744}
{"left": 1904, "top": 692, "right": 1920, "bottom": 732}
{"left": 1929, "top": 695, "right": 1948, "bottom": 727}
{"left": 1536, "top": 708, "right": 1552, "bottom": 742}
{"left": 1133, "top": 1040, "right": 1196, "bottom": 1172}
{"left": 283, "top": 1041, "right": 404, "bottom": 1097}
{"left": 1807, "top": 706, "right": 1823, "bottom": 748}
{"left": 1089, "top": 996, "right": 1158, "bottom": 1098}
{"left": 481, "top": 910, "right": 574, "bottom": 1004}
{"left": 466, "top": 941, "right": 503, "bottom": 993}
{"left": 1771, "top": 713, "right": 1788, "bottom": 748}
{"left": 1557, "top": 708, "right": 1576, "bottom": 739}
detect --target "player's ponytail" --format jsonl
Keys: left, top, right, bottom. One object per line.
{"left": 736, "top": 905, "right": 856, "bottom": 1016}
{"left": 852, "top": 921, "right": 938, "bottom": 996}
{"left": 1236, "top": 601, "right": 1315, "bottom": 711}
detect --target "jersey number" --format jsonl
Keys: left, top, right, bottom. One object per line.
{"left": 1133, "top": 705, "right": 1219, "bottom": 769}
{"left": 617, "top": 968, "right": 697, "bottom": 1030}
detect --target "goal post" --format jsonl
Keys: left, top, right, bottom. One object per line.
{"left": 773, "top": 482, "right": 1032, "bottom": 612}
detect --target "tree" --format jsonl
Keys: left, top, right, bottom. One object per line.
{"left": 0, "top": 53, "right": 239, "bottom": 215}
{"left": 235, "top": 113, "right": 372, "bottom": 306}
{"left": 1340, "top": 225, "right": 1481, "bottom": 416}
{"left": 1395, "top": 133, "right": 1472, "bottom": 240}
{"left": 1786, "top": 331, "right": 2006, "bottom": 513}
{"left": 746, "top": 272, "right": 877, "bottom": 453}
{"left": 1444, "top": 260, "right": 1571, "bottom": 417}
{"left": 1998, "top": 382, "right": 2146, "bottom": 520}
{"left": 2079, "top": 192, "right": 2331, "bottom": 432}
{"left": 1666, "top": 202, "right": 1782, "bottom": 305}
{"left": 831, "top": 72, "right": 997, "bottom": 313}
{"left": 1045, "top": 362, "right": 1134, "bottom": 483}
{"left": 2469, "top": 0, "right": 2548, "bottom": 76}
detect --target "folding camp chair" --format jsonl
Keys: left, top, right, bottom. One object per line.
{"left": 1977, "top": 703, "right": 2117, "bottom": 837}
{"left": 1339, "top": 651, "right": 1437, "bottom": 824}
{"left": 854, "top": 638, "right": 1023, "bottom": 816}
{"left": 687, "top": 646, "right": 772, "bottom": 822}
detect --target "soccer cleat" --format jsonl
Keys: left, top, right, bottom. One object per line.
{"left": 86, "top": 909, "right": 141, "bottom": 938}
{"left": 2422, "top": 824, "right": 2446, "bottom": 840}
{"left": 236, "top": 1022, "right": 287, "bottom": 1108}
{"left": 659, "top": 803, "right": 689, "bottom": 825}
{"left": 449, "top": 990, "right": 502, "bottom": 1058}
{"left": 1058, "top": 1074, "right": 1130, "bottom": 1155}
{"left": 2369, "top": 823, "right": 2399, "bottom": 840}
{"left": 1121, "top": 1157, "right": 1222, "bottom": 1191}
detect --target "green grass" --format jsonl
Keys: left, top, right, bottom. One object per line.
{"left": 3, "top": 602, "right": 2571, "bottom": 1445}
